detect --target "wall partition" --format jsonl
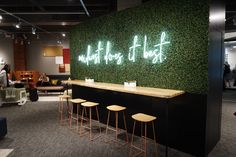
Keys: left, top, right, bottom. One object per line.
{"left": 70, "top": 0, "right": 225, "bottom": 156}
{"left": 70, "top": 0, "right": 208, "bottom": 94}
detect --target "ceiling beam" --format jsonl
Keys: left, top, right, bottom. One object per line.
{"left": 0, "top": 3, "right": 109, "bottom": 7}
{"left": 28, "top": 0, "right": 45, "bottom": 11}
{"left": 80, "top": 0, "right": 90, "bottom": 16}
{"left": 0, "top": 22, "right": 80, "bottom": 26}
{"left": 0, "top": 12, "right": 85, "bottom": 15}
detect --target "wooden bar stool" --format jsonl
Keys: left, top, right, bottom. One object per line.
{"left": 105, "top": 105, "right": 129, "bottom": 146}
{"left": 58, "top": 95, "right": 71, "bottom": 125}
{"left": 69, "top": 98, "right": 87, "bottom": 131}
{"left": 80, "top": 101, "right": 102, "bottom": 141}
{"left": 129, "top": 113, "right": 158, "bottom": 157}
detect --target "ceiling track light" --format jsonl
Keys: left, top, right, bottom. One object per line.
{"left": 32, "top": 27, "right": 36, "bottom": 34}
{"left": 15, "top": 21, "right": 21, "bottom": 29}
{"left": 23, "top": 34, "right": 27, "bottom": 40}
{"left": 0, "top": 8, "right": 49, "bottom": 34}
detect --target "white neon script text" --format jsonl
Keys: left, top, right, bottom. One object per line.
{"left": 78, "top": 31, "right": 170, "bottom": 65}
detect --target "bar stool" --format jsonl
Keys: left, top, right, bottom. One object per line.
{"left": 69, "top": 98, "right": 87, "bottom": 131}
{"left": 80, "top": 101, "right": 102, "bottom": 141}
{"left": 105, "top": 105, "right": 129, "bottom": 145}
{"left": 129, "top": 113, "right": 158, "bottom": 157}
{"left": 58, "top": 94, "right": 71, "bottom": 125}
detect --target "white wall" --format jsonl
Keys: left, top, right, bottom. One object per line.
{"left": 26, "top": 34, "right": 70, "bottom": 75}
{"left": 0, "top": 37, "right": 14, "bottom": 70}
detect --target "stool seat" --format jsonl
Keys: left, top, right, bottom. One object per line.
{"left": 132, "top": 113, "right": 156, "bottom": 122}
{"left": 71, "top": 98, "right": 86, "bottom": 104}
{"left": 59, "top": 95, "right": 71, "bottom": 99}
{"left": 107, "top": 105, "right": 126, "bottom": 112}
{"left": 81, "top": 101, "right": 99, "bottom": 107}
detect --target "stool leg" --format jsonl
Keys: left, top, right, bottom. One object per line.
{"left": 89, "top": 107, "right": 92, "bottom": 140}
{"left": 115, "top": 111, "right": 118, "bottom": 141}
{"left": 58, "top": 99, "right": 61, "bottom": 122}
{"left": 105, "top": 110, "right": 111, "bottom": 141}
{"left": 152, "top": 121, "right": 158, "bottom": 157}
{"left": 76, "top": 104, "right": 79, "bottom": 131}
{"left": 66, "top": 98, "right": 70, "bottom": 119}
{"left": 141, "top": 122, "right": 143, "bottom": 150}
{"left": 129, "top": 120, "right": 136, "bottom": 157}
{"left": 95, "top": 106, "right": 102, "bottom": 135}
{"left": 144, "top": 123, "right": 147, "bottom": 157}
{"left": 85, "top": 107, "right": 88, "bottom": 119}
{"left": 123, "top": 111, "right": 129, "bottom": 143}
{"left": 61, "top": 101, "right": 64, "bottom": 124}
{"left": 80, "top": 107, "right": 85, "bottom": 136}
{"left": 70, "top": 103, "right": 74, "bottom": 128}
{"left": 96, "top": 106, "right": 102, "bottom": 136}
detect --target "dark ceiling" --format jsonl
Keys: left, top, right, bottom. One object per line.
{"left": 225, "top": 0, "right": 236, "bottom": 33}
{"left": 0, "top": 1, "right": 235, "bottom": 35}
{"left": 0, "top": 0, "right": 117, "bottom": 34}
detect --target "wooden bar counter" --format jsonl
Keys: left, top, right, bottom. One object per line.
{"left": 64, "top": 80, "right": 184, "bottom": 99}
{"left": 68, "top": 80, "right": 205, "bottom": 156}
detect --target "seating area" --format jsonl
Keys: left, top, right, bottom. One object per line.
{"left": 36, "top": 75, "right": 70, "bottom": 93}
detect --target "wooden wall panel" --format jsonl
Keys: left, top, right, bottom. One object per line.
{"left": 13, "top": 39, "right": 26, "bottom": 71}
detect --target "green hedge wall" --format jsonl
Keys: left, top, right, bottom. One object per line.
{"left": 70, "top": 0, "right": 209, "bottom": 94}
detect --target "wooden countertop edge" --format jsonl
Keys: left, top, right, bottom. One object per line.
{"left": 63, "top": 80, "right": 185, "bottom": 98}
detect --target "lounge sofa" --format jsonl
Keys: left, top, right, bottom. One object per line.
{"left": 36, "top": 75, "right": 70, "bottom": 93}
{"left": 0, "top": 117, "right": 7, "bottom": 138}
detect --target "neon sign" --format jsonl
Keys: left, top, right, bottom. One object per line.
{"left": 78, "top": 31, "right": 170, "bottom": 65}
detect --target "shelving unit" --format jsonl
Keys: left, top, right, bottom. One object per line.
{"left": 14, "top": 71, "right": 40, "bottom": 85}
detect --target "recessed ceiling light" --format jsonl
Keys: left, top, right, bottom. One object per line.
{"left": 0, "top": 15, "right": 2, "bottom": 20}
{"left": 62, "top": 33, "right": 66, "bottom": 37}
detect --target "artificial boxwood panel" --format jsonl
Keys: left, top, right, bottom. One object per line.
{"left": 70, "top": 0, "right": 209, "bottom": 94}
